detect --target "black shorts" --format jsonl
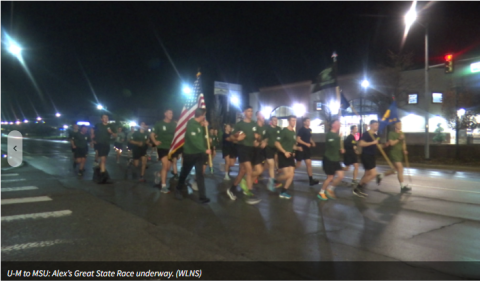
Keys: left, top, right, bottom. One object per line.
{"left": 74, "top": 147, "right": 88, "bottom": 158}
{"left": 237, "top": 145, "right": 255, "bottom": 163}
{"left": 71, "top": 147, "right": 76, "bottom": 153}
{"left": 278, "top": 152, "right": 295, "bottom": 169}
{"left": 344, "top": 152, "right": 358, "bottom": 166}
{"left": 322, "top": 157, "right": 342, "bottom": 176}
{"left": 229, "top": 145, "right": 238, "bottom": 159}
{"left": 222, "top": 146, "right": 232, "bottom": 158}
{"left": 171, "top": 147, "right": 183, "bottom": 159}
{"left": 265, "top": 146, "right": 277, "bottom": 159}
{"left": 96, "top": 143, "right": 110, "bottom": 157}
{"left": 361, "top": 154, "right": 376, "bottom": 171}
{"left": 157, "top": 148, "right": 170, "bottom": 160}
{"left": 132, "top": 145, "right": 148, "bottom": 160}
{"left": 295, "top": 146, "right": 312, "bottom": 161}
{"left": 114, "top": 142, "right": 123, "bottom": 151}
{"left": 252, "top": 147, "right": 266, "bottom": 166}
{"left": 94, "top": 143, "right": 98, "bottom": 151}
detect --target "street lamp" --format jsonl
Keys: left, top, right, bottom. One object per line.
{"left": 261, "top": 106, "right": 273, "bottom": 119}
{"left": 404, "top": 1, "right": 430, "bottom": 159}
{"left": 230, "top": 95, "right": 240, "bottom": 108}
{"left": 55, "top": 113, "right": 61, "bottom": 117}
{"left": 97, "top": 104, "right": 104, "bottom": 110}
{"left": 182, "top": 86, "right": 192, "bottom": 95}
{"left": 293, "top": 103, "right": 306, "bottom": 118}
{"left": 37, "top": 117, "right": 42, "bottom": 121}
{"left": 6, "top": 38, "right": 22, "bottom": 59}
{"left": 359, "top": 79, "right": 370, "bottom": 135}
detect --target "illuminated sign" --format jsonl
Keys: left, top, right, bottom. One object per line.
{"left": 471, "top": 62, "right": 480, "bottom": 73}
{"left": 432, "top": 93, "right": 443, "bottom": 104}
{"left": 408, "top": 94, "right": 418, "bottom": 104}
{"left": 316, "top": 102, "right": 323, "bottom": 111}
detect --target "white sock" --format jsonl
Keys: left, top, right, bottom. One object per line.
{"left": 162, "top": 184, "right": 166, "bottom": 188}
{"left": 320, "top": 189, "right": 325, "bottom": 194}
{"left": 400, "top": 182, "right": 405, "bottom": 188}
{"left": 328, "top": 185, "right": 335, "bottom": 191}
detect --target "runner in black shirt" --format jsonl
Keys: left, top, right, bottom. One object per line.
{"left": 295, "top": 118, "right": 319, "bottom": 186}
{"left": 343, "top": 125, "right": 360, "bottom": 186}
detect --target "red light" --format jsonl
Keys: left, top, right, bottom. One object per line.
{"left": 445, "top": 54, "right": 453, "bottom": 62}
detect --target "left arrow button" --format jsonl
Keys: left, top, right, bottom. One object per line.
{"left": 7, "top": 131, "right": 23, "bottom": 167}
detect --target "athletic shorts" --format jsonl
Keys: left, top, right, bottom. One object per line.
{"left": 252, "top": 147, "right": 266, "bottom": 166}
{"left": 322, "top": 157, "right": 342, "bottom": 176}
{"left": 94, "top": 143, "right": 98, "bottom": 151}
{"left": 132, "top": 145, "right": 148, "bottom": 160}
{"left": 229, "top": 145, "right": 238, "bottom": 159}
{"left": 171, "top": 147, "right": 183, "bottom": 159}
{"left": 71, "top": 147, "right": 76, "bottom": 153}
{"left": 390, "top": 151, "right": 404, "bottom": 163}
{"left": 344, "top": 152, "right": 358, "bottom": 166}
{"left": 265, "top": 146, "right": 277, "bottom": 159}
{"left": 361, "top": 154, "right": 376, "bottom": 171}
{"left": 237, "top": 144, "right": 255, "bottom": 164}
{"left": 114, "top": 142, "right": 123, "bottom": 151}
{"left": 278, "top": 152, "right": 295, "bottom": 169}
{"left": 222, "top": 146, "right": 232, "bottom": 158}
{"left": 96, "top": 143, "right": 110, "bottom": 157}
{"left": 295, "top": 146, "right": 312, "bottom": 161}
{"left": 74, "top": 147, "right": 88, "bottom": 158}
{"left": 157, "top": 148, "right": 170, "bottom": 160}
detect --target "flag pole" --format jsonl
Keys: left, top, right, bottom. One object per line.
{"left": 202, "top": 93, "right": 214, "bottom": 173}
{"left": 367, "top": 130, "right": 395, "bottom": 170}
{"left": 332, "top": 52, "right": 344, "bottom": 150}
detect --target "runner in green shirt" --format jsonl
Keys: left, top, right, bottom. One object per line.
{"left": 129, "top": 122, "right": 150, "bottom": 182}
{"left": 386, "top": 122, "right": 411, "bottom": 192}
{"left": 91, "top": 114, "right": 117, "bottom": 183}
{"left": 318, "top": 119, "right": 345, "bottom": 201}
{"left": 151, "top": 109, "right": 176, "bottom": 193}
{"left": 265, "top": 116, "right": 281, "bottom": 186}
{"left": 270, "top": 115, "right": 298, "bottom": 199}
{"left": 227, "top": 106, "right": 261, "bottom": 205}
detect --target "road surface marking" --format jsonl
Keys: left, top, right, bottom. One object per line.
{"left": 1, "top": 196, "right": 52, "bottom": 205}
{"left": 1, "top": 186, "right": 38, "bottom": 192}
{"left": 1, "top": 173, "right": 19, "bottom": 177}
{"left": 1, "top": 239, "right": 70, "bottom": 253}
{"left": 1, "top": 210, "right": 72, "bottom": 222}
{"left": 1, "top": 178, "right": 26, "bottom": 183}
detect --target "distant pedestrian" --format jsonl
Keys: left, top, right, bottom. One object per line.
{"left": 295, "top": 117, "right": 320, "bottom": 186}
{"left": 91, "top": 114, "right": 116, "bottom": 183}
{"left": 72, "top": 125, "right": 91, "bottom": 176}
{"left": 114, "top": 127, "right": 125, "bottom": 164}
{"left": 152, "top": 109, "right": 176, "bottom": 193}
{"left": 129, "top": 122, "right": 150, "bottom": 182}
{"left": 68, "top": 123, "right": 79, "bottom": 170}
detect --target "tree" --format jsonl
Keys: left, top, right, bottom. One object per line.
{"left": 442, "top": 87, "right": 479, "bottom": 131}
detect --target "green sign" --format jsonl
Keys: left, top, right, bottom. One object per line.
{"left": 471, "top": 62, "right": 480, "bottom": 73}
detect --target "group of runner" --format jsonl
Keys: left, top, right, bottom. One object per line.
{"left": 68, "top": 105, "right": 411, "bottom": 204}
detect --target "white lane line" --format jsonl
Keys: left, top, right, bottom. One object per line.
{"left": 1, "top": 239, "right": 70, "bottom": 253}
{"left": 1, "top": 210, "right": 72, "bottom": 222}
{"left": 1, "top": 173, "right": 19, "bottom": 177}
{"left": 1, "top": 178, "right": 26, "bottom": 183}
{"left": 1, "top": 196, "right": 52, "bottom": 205}
{"left": 1, "top": 186, "right": 38, "bottom": 192}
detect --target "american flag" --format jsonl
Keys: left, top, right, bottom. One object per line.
{"left": 168, "top": 72, "right": 205, "bottom": 158}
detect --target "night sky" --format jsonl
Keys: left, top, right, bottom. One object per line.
{"left": 2, "top": 1, "right": 480, "bottom": 120}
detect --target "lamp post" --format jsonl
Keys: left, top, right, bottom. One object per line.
{"left": 360, "top": 79, "right": 369, "bottom": 135}
{"left": 404, "top": 1, "right": 430, "bottom": 159}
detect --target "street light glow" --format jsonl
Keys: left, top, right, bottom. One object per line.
{"left": 37, "top": 117, "right": 42, "bottom": 121}
{"left": 261, "top": 106, "right": 273, "bottom": 119}
{"left": 457, "top": 108, "right": 466, "bottom": 117}
{"left": 97, "top": 104, "right": 104, "bottom": 110}
{"left": 183, "top": 86, "right": 192, "bottom": 95}
{"left": 24, "top": 120, "right": 29, "bottom": 123}
{"left": 129, "top": 121, "right": 138, "bottom": 127}
{"left": 63, "top": 125, "right": 69, "bottom": 129}
{"left": 328, "top": 101, "right": 340, "bottom": 115}
{"left": 404, "top": 1, "right": 417, "bottom": 31}
{"left": 55, "top": 113, "right": 61, "bottom": 117}
{"left": 361, "top": 79, "right": 370, "bottom": 89}
{"left": 230, "top": 95, "right": 240, "bottom": 106}
{"left": 293, "top": 103, "right": 306, "bottom": 117}
{"left": 7, "top": 40, "right": 22, "bottom": 58}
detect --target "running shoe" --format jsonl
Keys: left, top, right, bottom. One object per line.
{"left": 191, "top": 181, "right": 198, "bottom": 191}
{"left": 309, "top": 179, "right": 320, "bottom": 186}
{"left": 139, "top": 177, "right": 146, "bottom": 183}
{"left": 246, "top": 196, "right": 261, "bottom": 205}
{"left": 326, "top": 188, "right": 337, "bottom": 199}
{"left": 160, "top": 186, "right": 170, "bottom": 193}
{"left": 154, "top": 172, "right": 161, "bottom": 185}
{"left": 224, "top": 174, "right": 231, "bottom": 181}
{"left": 353, "top": 188, "right": 365, "bottom": 198}
{"left": 279, "top": 192, "right": 292, "bottom": 199}
{"left": 240, "top": 178, "right": 249, "bottom": 195}
{"left": 376, "top": 174, "right": 383, "bottom": 185}
{"left": 401, "top": 185, "right": 412, "bottom": 193}
{"left": 267, "top": 178, "right": 275, "bottom": 192}
{"left": 317, "top": 192, "right": 328, "bottom": 201}
{"left": 226, "top": 188, "right": 237, "bottom": 201}
{"left": 199, "top": 198, "right": 210, "bottom": 204}
{"left": 275, "top": 182, "right": 283, "bottom": 188}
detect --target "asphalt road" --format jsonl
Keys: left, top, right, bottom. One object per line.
{"left": 1, "top": 137, "right": 480, "bottom": 279}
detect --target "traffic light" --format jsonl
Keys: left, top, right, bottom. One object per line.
{"left": 445, "top": 54, "right": 454, "bottom": 74}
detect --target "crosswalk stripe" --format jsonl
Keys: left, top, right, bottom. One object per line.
{"left": 1, "top": 173, "right": 19, "bottom": 177}
{"left": 1, "top": 186, "right": 38, "bottom": 192}
{"left": 1, "top": 179, "right": 26, "bottom": 183}
{"left": 1, "top": 196, "right": 52, "bottom": 205}
{"left": 1, "top": 239, "right": 70, "bottom": 252}
{"left": 1, "top": 210, "right": 72, "bottom": 222}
